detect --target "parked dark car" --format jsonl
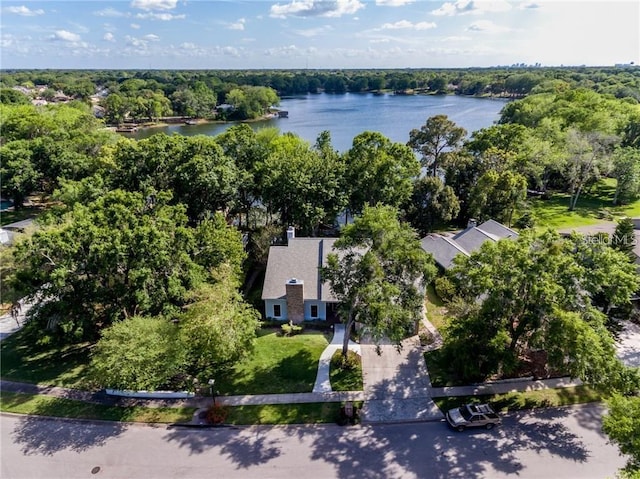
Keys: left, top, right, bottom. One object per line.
{"left": 446, "top": 403, "right": 501, "bottom": 431}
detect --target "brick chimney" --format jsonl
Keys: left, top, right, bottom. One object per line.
{"left": 286, "top": 278, "right": 304, "bottom": 324}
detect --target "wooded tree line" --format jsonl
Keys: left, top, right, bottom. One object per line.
{"left": 3, "top": 67, "right": 639, "bottom": 124}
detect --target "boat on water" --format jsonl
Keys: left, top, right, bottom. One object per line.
{"left": 115, "top": 126, "right": 138, "bottom": 133}
{"left": 184, "top": 119, "right": 198, "bottom": 125}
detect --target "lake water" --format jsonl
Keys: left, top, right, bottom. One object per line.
{"left": 129, "top": 93, "right": 509, "bottom": 152}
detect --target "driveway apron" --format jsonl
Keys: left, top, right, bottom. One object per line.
{"left": 360, "top": 335, "right": 443, "bottom": 423}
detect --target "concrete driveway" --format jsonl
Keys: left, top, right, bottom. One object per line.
{"left": 360, "top": 335, "right": 442, "bottom": 423}
{"left": 617, "top": 320, "right": 640, "bottom": 368}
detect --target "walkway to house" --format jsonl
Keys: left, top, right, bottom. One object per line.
{"left": 312, "top": 324, "right": 361, "bottom": 393}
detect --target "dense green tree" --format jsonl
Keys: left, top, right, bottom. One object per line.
{"left": 0, "top": 140, "right": 40, "bottom": 207}
{"left": 612, "top": 146, "right": 640, "bottom": 205}
{"left": 345, "top": 131, "right": 419, "bottom": 217}
{"left": 12, "top": 191, "right": 209, "bottom": 340}
{"left": 226, "top": 86, "right": 279, "bottom": 120}
{"left": 179, "top": 269, "right": 260, "bottom": 380}
{"left": 172, "top": 136, "right": 238, "bottom": 222}
{"left": 215, "top": 124, "right": 269, "bottom": 229}
{"left": 404, "top": 176, "right": 460, "bottom": 235}
{"left": 603, "top": 394, "right": 640, "bottom": 478}
{"left": 0, "top": 88, "right": 30, "bottom": 104}
{"left": 91, "top": 315, "right": 187, "bottom": 391}
{"left": 611, "top": 217, "right": 637, "bottom": 262}
{"left": 468, "top": 169, "right": 527, "bottom": 226}
{"left": 322, "top": 205, "right": 437, "bottom": 356}
{"left": 440, "top": 230, "right": 637, "bottom": 382}
{"left": 408, "top": 115, "right": 467, "bottom": 177}
{"left": 259, "top": 133, "right": 345, "bottom": 234}
{"left": 564, "top": 129, "right": 617, "bottom": 210}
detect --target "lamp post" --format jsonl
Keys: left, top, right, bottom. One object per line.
{"left": 208, "top": 379, "right": 216, "bottom": 406}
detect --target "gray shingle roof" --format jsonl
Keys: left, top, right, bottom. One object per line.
{"left": 421, "top": 219, "right": 519, "bottom": 269}
{"left": 262, "top": 238, "right": 339, "bottom": 302}
{"left": 420, "top": 235, "right": 469, "bottom": 270}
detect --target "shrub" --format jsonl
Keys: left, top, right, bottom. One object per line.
{"left": 434, "top": 277, "right": 456, "bottom": 303}
{"left": 206, "top": 403, "right": 230, "bottom": 424}
{"left": 281, "top": 321, "right": 303, "bottom": 336}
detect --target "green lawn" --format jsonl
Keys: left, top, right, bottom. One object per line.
{"left": 432, "top": 385, "right": 604, "bottom": 414}
{"left": 329, "top": 350, "right": 363, "bottom": 391}
{"left": 226, "top": 402, "right": 363, "bottom": 425}
{"left": 530, "top": 178, "right": 640, "bottom": 230}
{"left": 425, "top": 283, "right": 448, "bottom": 331}
{"left": 215, "top": 328, "right": 330, "bottom": 395}
{"left": 0, "top": 391, "right": 195, "bottom": 423}
{"left": 0, "top": 330, "right": 94, "bottom": 389}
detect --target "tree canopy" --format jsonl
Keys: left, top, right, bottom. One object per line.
{"left": 322, "top": 205, "right": 437, "bottom": 356}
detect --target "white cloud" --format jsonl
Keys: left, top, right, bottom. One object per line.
{"left": 375, "top": 0, "right": 413, "bottom": 6}
{"left": 131, "top": 0, "right": 178, "bottom": 11}
{"left": 125, "top": 35, "right": 149, "bottom": 48}
{"left": 520, "top": 2, "right": 540, "bottom": 9}
{"left": 50, "top": 30, "right": 81, "bottom": 42}
{"left": 292, "top": 25, "right": 333, "bottom": 37}
{"left": 180, "top": 42, "right": 197, "bottom": 50}
{"left": 466, "top": 19, "right": 511, "bottom": 33}
{"left": 4, "top": 5, "right": 44, "bottom": 16}
{"left": 270, "top": 0, "right": 364, "bottom": 18}
{"left": 94, "top": 7, "right": 128, "bottom": 18}
{"left": 135, "top": 12, "right": 185, "bottom": 20}
{"left": 381, "top": 20, "right": 436, "bottom": 30}
{"left": 103, "top": 32, "right": 116, "bottom": 42}
{"left": 228, "top": 18, "right": 246, "bottom": 30}
{"left": 431, "top": 0, "right": 511, "bottom": 16}
{"left": 441, "top": 35, "right": 471, "bottom": 42}
{"left": 131, "top": 23, "right": 141, "bottom": 29}
{"left": 144, "top": 34, "right": 160, "bottom": 41}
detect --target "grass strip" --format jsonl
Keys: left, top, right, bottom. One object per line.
{"left": 432, "top": 385, "right": 604, "bottom": 414}
{"left": 330, "top": 350, "right": 363, "bottom": 391}
{"left": 0, "top": 391, "right": 195, "bottom": 423}
{"left": 225, "top": 401, "right": 363, "bottom": 425}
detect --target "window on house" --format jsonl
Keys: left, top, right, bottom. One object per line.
{"left": 273, "top": 304, "right": 281, "bottom": 317}
{"left": 310, "top": 305, "right": 318, "bottom": 318}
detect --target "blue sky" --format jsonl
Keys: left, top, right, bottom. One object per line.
{"left": 1, "top": 0, "right": 638, "bottom": 69}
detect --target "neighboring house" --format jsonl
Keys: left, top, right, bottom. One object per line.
{"left": 0, "top": 218, "right": 35, "bottom": 246}
{"left": 421, "top": 219, "right": 519, "bottom": 270}
{"left": 262, "top": 227, "right": 340, "bottom": 323}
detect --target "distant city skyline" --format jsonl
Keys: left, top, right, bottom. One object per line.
{"left": 1, "top": 1, "right": 638, "bottom": 70}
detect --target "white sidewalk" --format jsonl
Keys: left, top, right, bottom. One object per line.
{"left": 312, "top": 324, "right": 361, "bottom": 393}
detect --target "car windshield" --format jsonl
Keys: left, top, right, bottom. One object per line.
{"left": 459, "top": 406, "right": 473, "bottom": 421}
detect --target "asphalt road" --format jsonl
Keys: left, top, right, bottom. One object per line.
{"left": 0, "top": 403, "right": 626, "bottom": 479}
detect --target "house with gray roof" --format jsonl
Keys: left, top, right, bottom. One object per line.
{"left": 421, "top": 219, "right": 519, "bottom": 270}
{"left": 262, "top": 227, "right": 340, "bottom": 323}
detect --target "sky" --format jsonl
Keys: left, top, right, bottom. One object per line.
{"left": 0, "top": 0, "right": 638, "bottom": 69}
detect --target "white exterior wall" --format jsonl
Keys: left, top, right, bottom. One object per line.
{"left": 265, "top": 299, "right": 287, "bottom": 320}
{"left": 304, "top": 301, "right": 326, "bottom": 320}
{"left": 265, "top": 299, "right": 328, "bottom": 320}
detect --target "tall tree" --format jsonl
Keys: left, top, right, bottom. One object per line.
{"left": 564, "top": 130, "right": 617, "bottom": 211}
{"left": 611, "top": 217, "right": 637, "bottom": 262}
{"left": 467, "top": 169, "right": 527, "bottom": 226}
{"left": 612, "top": 146, "right": 640, "bottom": 205}
{"left": 407, "top": 115, "right": 467, "bottom": 177}
{"left": 12, "top": 190, "right": 242, "bottom": 340}
{"left": 404, "top": 176, "right": 460, "bottom": 236}
{"left": 345, "top": 131, "right": 419, "bottom": 218}
{"left": 321, "top": 205, "right": 437, "bottom": 356}
{"left": 441, "top": 230, "right": 637, "bottom": 382}
{"left": 603, "top": 394, "right": 640, "bottom": 478}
